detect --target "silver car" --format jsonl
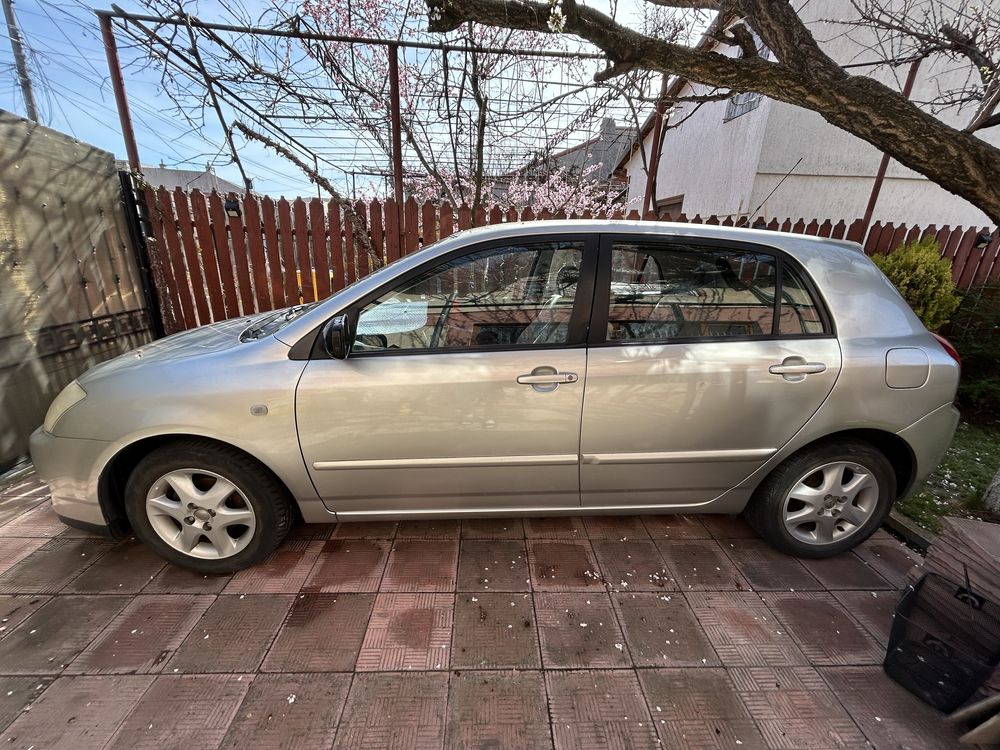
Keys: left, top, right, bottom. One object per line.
{"left": 30, "top": 221, "right": 960, "bottom": 573}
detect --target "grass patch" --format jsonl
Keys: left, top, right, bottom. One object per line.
{"left": 896, "top": 421, "right": 1000, "bottom": 532}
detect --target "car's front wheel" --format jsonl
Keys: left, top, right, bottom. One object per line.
{"left": 124, "top": 440, "right": 292, "bottom": 573}
{"left": 744, "top": 439, "right": 896, "bottom": 558}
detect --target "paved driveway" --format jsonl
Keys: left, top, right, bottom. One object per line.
{"left": 0, "top": 472, "right": 967, "bottom": 749}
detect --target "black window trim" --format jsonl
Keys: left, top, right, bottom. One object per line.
{"left": 588, "top": 233, "right": 835, "bottom": 348}
{"left": 298, "top": 233, "right": 600, "bottom": 360}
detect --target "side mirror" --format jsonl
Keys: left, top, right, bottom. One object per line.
{"left": 322, "top": 314, "right": 354, "bottom": 359}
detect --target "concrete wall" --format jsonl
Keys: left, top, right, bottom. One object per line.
{"left": 1, "top": 112, "right": 153, "bottom": 469}
{"left": 625, "top": 0, "right": 1000, "bottom": 226}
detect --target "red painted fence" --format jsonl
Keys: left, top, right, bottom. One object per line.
{"left": 144, "top": 187, "right": 1000, "bottom": 334}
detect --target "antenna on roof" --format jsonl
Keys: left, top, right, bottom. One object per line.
{"left": 746, "top": 157, "right": 803, "bottom": 226}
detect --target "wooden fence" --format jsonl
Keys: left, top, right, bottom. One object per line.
{"left": 144, "top": 187, "right": 1000, "bottom": 334}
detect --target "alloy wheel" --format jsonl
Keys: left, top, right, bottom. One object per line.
{"left": 781, "top": 460, "right": 879, "bottom": 546}
{"left": 145, "top": 468, "right": 256, "bottom": 559}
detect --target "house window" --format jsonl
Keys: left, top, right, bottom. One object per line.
{"left": 724, "top": 91, "right": 763, "bottom": 121}
{"left": 723, "top": 26, "right": 769, "bottom": 122}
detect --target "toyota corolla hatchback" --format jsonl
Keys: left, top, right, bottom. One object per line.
{"left": 31, "top": 221, "right": 960, "bottom": 572}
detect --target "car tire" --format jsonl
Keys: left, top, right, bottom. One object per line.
{"left": 743, "top": 439, "right": 896, "bottom": 558}
{"left": 124, "top": 440, "right": 293, "bottom": 574}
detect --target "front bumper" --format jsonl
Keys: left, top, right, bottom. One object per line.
{"left": 29, "top": 427, "right": 112, "bottom": 532}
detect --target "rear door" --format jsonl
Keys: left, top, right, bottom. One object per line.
{"left": 579, "top": 235, "right": 842, "bottom": 508}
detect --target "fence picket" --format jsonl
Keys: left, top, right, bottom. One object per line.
{"left": 405, "top": 198, "right": 420, "bottom": 253}
{"left": 328, "top": 201, "right": 344, "bottom": 291}
{"left": 440, "top": 202, "right": 454, "bottom": 239}
{"left": 422, "top": 200, "right": 438, "bottom": 247}
{"left": 369, "top": 200, "right": 385, "bottom": 264}
{"left": 276, "top": 198, "right": 299, "bottom": 304}
{"left": 261, "top": 197, "right": 287, "bottom": 308}
{"left": 293, "top": 199, "right": 314, "bottom": 301}
{"left": 208, "top": 192, "right": 242, "bottom": 317}
{"left": 172, "top": 188, "right": 210, "bottom": 325}
{"left": 189, "top": 190, "right": 225, "bottom": 322}
{"left": 244, "top": 194, "right": 274, "bottom": 312}
{"left": 145, "top": 187, "right": 181, "bottom": 333}
{"left": 310, "top": 198, "right": 331, "bottom": 299}
{"left": 158, "top": 188, "right": 197, "bottom": 329}
{"left": 384, "top": 198, "right": 401, "bottom": 263}
{"left": 355, "top": 202, "right": 371, "bottom": 278}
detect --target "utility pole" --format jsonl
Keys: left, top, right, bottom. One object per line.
{"left": 2, "top": 0, "right": 38, "bottom": 121}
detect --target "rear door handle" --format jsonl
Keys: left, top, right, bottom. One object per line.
{"left": 769, "top": 356, "right": 826, "bottom": 381}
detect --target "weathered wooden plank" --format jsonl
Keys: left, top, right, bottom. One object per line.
{"left": 277, "top": 198, "right": 299, "bottom": 304}
{"left": 310, "top": 198, "right": 331, "bottom": 299}
{"left": 244, "top": 194, "right": 273, "bottom": 312}
{"left": 172, "top": 188, "right": 210, "bottom": 325}
{"left": 189, "top": 190, "right": 225, "bottom": 322}
{"left": 227, "top": 194, "right": 256, "bottom": 313}
{"left": 293, "top": 198, "right": 314, "bottom": 302}
{"left": 157, "top": 188, "right": 196, "bottom": 329}
{"left": 208, "top": 191, "right": 242, "bottom": 317}
{"left": 261, "top": 197, "right": 287, "bottom": 308}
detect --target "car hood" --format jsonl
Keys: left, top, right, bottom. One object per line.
{"left": 78, "top": 314, "right": 262, "bottom": 384}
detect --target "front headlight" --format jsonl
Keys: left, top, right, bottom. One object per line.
{"left": 43, "top": 381, "right": 87, "bottom": 434}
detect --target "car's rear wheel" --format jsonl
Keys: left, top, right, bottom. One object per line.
{"left": 124, "top": 440, "right": 292, "bottom": 573}
{"left": 744, "top": 439, "right": 896, "bottom": 558}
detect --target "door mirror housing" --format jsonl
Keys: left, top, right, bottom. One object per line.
{"left": 322, "top": 314, "right": 354, "bottom": 359}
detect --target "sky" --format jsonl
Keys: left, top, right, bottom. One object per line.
{"left": 0, "top": 0, "right": 670, "bottom": 197}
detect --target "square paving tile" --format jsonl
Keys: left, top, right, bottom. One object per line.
{"left": 461, "top": 518, "right": 524, "bottom": 539}
{"left": 167, "top": 594, "right": 293, "bottom": 673}
{"left": 221, "top": 673, "right": 351, "bottom": 750}
{"left": 302, "top": 539, "right": 390, "bottom": 593}
{"left": 729, "top": 666, "right": 868, "bottom": 749}
{"left": 67, "top": 595, "right": 214, "bottom": 674}
{"left": 0, "top": 503, "right": 67, "bottom": 538}
{"left": 452, "top": 593, "right": 539, "bottom": 669}
{"left": 331, "top": 521, "right": 398, "bottom": 539}
{"left": 0, "top": 677, "right": 51, "bottom": 734}
{"left": 527, "top": 540, "right": 603, "bottom": 592}
{"left": 396, "top": 520, "right": 461, "bottom": 538}
{"left": 797, "top": 551, "right": 894, "bottom": 590}
{"left": 381, "top": 540, "right": 459, "bottom": 592}
{"left": 0, "top": 595, "right": 130, "bottom": 674}
{"left": 523, "top": 516, "right": 585, "bottom": 538}
{"left": 852, "top": 538, "right": 922, "bottom": 588}
{"left": 535, "top": 592, "right": 630, "bottom": 668}
{"left": 0, "top": 538, "right": 46, "bottom": 576}
{"left": 0, "top": 594, "right": 48, "bottom": 639}
{"left": 262, "top": 593, "right": 374, "bottom": 672}
{"left": 612, "top": 592, "right": 718, "bottom": 667}
{"left": 0, "top": 675, "right": 154, "bottom": 748}
{"left": 447, "top": 670, "right": 551, "bottom": 750}
{"left": 582, "top": 515, "right": 650, "bottom": 540}
{"left": 831, "top": 589, "right": 898, "bottom": 645}
{"left": 457, "top": 540, "right": 529, "bottom": 592}
{"left": 701, "top": 514, "right": 759, "bottom": 539}
{"left": 64, "top": 539, "right": 166, "bottom": 594}
{"left": 656, "top": 540, "right": 750, "bottom": 591}
{"left": 820, "top": 665, "right": 966, "bottom": 748}
{"left": 105, "top": 674, "right": 250, "bottom": 750}
{"left": 333, "top": 672, "right": 448, "bottom": 750}
{"left": 686, "top": 592, "right": 808, "bottom": 667}
{"left": 762, "top": 591, "right": 884, "bottom": 666}
{"left": 143, "top": 565, "right": 231, "bottom": 594}
{"left": 638, "top": 668, "right": 767, "bottom": 750}
{"left": 0, "top": 538, "right": 114, "bottom": 594}
{"left": 356, "top": 592, "right": 453, "bottom": 671}
{"left": 592, "top": 540, "right": 676, "bottom": 592}
{"left": 642, "top": 514, "right": 712, "bottom": 540}
{"left": 722, "top": 540, "right": 823, "bottom": 591}
{"left": 224, "top": 540, "right": 324, "bottom": 594}
{"left": 546, "top": 669, "right": 657, "bottom": 749}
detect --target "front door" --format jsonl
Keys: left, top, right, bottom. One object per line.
{"left": 580, "top": 236, "right": 842, "bottom": 507}
{"left": 296, "top": 236, "right": 596, "bottom": 515}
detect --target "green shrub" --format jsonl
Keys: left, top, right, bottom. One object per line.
{"left": 947, "top": 285, "right": 1000, "bottom": 422}
{"left": 872, "top": 237, "right": 961, "bottom": 330}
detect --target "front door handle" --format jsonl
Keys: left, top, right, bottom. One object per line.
{"left": 769, "top": 356, "right": 826, "bottom": 382}
{"left": 517, "top": 366, "right": 578, "bottom": 392}
{"left": 517, "top": 372, "right": 579, "bottom": 385}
